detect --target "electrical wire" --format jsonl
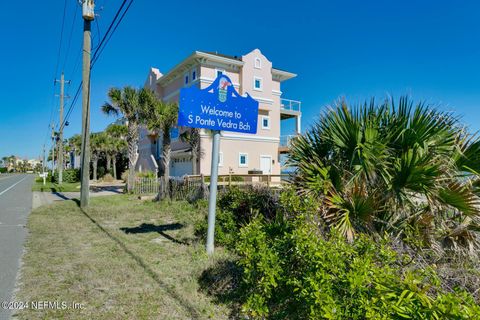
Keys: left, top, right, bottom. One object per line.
{"left": 59, "top": 0, "right": 134, "bottom": 132}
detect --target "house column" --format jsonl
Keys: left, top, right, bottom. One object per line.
{"left": 296, "top": 115, "right": 302, "bottom": 134}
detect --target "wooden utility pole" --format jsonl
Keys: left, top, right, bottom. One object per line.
{"left": 80, "top": 0, "right": 95, "bottom": 208}
{"left": 51, "top": 123, "right": 56, "bottom": 175}
{"left": 55, "top": 72, "right": 70, "bottom": 184}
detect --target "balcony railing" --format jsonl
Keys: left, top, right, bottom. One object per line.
{"left": 280, "top": 135, "right": 298, "bottom": 147}
{"left": 280, "top": 98, "right": 301, "bottom": 112}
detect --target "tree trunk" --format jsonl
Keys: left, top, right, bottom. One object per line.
{"left": 106, "top": 154, "right": 111, "bottom": 173}
{"left": 127, "top": 121, "right": 139, "bottom": 191}
{"left": 92, "top": 154, "right": 98, "bottom": 181}
{"left": 158, "top": 129, "right": 171, "bottom": 200}
{"left": 192, "top": 151, "right": 197, "bottom": 175}
{"left": 113, "top": 156, "right": 117, "bottom": 180}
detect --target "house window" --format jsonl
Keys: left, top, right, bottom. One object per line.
{"left": 254, "top": 77, "right": 263, "bottom": 91}
{"left": 192, "top": 70, "right": 196, "bottom": 81}
{"left": 254, "top": 57, "right": 261, "bottom": 69}
{"left": 184, "top": 73, "right": 189, "bottom": 84}
{"left": 239, "top": 153, "right": 248, "bottom": 167}
{"left": 218, "top": 152, "right": 224, "bottom": 167}
{"left": 261, "top": 116, "right": 270, "bottom": 129}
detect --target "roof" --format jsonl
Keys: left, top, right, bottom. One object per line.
{"left": 156, "top": 50, "right": 296, "bottom": 85}
{"left": 203, "top": 51, "right": 242, "bottom": 61}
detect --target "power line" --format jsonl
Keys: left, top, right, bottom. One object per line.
{"left": 59, "top": 0, "right": 134, "bottom": 132}
{"left": 61, "top": 2, "right": 79, "bottom": 72}
{"left": 91, "top": 0, "right": 133, "bottom": 68}
{"left": 54, "top": 0, "right": 68, "bottom": 79}
{"left": 44, "top": 0, "right": 69, "bottom": 146}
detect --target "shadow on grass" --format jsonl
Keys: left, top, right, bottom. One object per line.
{"left": 77, "top": 206, "right": 200, "bottom": 319}
{"left": 120, "top": 223, "right": 189, "bottom": 245}
{"left": 53, "top": 192, "right": 70, "bottom": 200}
{"left": 198, "top": 259, "right": 244, "bottom": 319}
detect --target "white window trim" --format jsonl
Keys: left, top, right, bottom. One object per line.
{"left": 253, "top": 76, "right": 263, "bottom": 91}
{"left": 191, "top": 68, "right": 197, "bottom": 81}
{"left": 184, "top": 72, "right": 189, "bottom": 85}
{"left": 238, "top": 153, "right": 248, "bottom": 167}
{"left": 254, "top": 57, "right": 261, "bottom": 69}
{"left": 261, "top": 115, "right": 270, "bottom": 130}
{"left": 218, "top": 152, "right": 224, "bottom": 167}
{"left": 215, "top": 68, "right": 225, "bottom": 78}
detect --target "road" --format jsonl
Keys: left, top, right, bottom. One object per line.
{"left": 0, "top": 174, "right": 34, "bottom": 320}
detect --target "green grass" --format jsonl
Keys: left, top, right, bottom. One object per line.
{"left": 31, "top": 181, "right": 81, "bottom": 192}
{"left": 14, "top": 195, "right": 235, "bottom": 319}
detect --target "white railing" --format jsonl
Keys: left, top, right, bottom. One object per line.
{"left": 280, "top": 135, "right": 297, "bottom": 147}
{"left": 280, "top": 98, "right": 301, "bottom": 112}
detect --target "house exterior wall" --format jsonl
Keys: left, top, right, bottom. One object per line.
{"left": 140, "top": 49, "right": 299, "bottom": 177}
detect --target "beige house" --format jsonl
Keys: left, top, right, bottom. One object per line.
{"left": 138, "top": 49, "right": 301, "bottom": 177}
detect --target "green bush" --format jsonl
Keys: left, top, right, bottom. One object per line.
{"left": 235, "top": 216, "right": 480, "bottom": 319}
{"left": 137, "top": 171, "right": 157, "bottom": 179}
{"left": 52, "top": 169, "right": 80, "bottom": 183}
{"left": 97, "top": 166, "right": 106, "bottom": 179}
{"left": 0, "top": 167, "right": 7, "bottom": 173}
{"left": 195, "top": 187, "right": 282, "bottom": 248}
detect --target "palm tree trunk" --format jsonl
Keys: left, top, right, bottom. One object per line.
{"left": 106, "top": 154, "right": 111, "bottom": 173}
{"left": 113, "top": 156, "right": 117, "bottom": 180}
{"left": 159, "top": 129, "right": 171, "bottom": 200}
{"left": 92, "top": 154, "right": 98, "bottom": 181}
{"left": 126, "top": 122, "right": 139, "bottom": 191}
{"left": 192, "top": 151, "right": 197, "bottom": 175}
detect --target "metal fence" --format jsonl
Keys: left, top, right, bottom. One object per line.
{"left": 129, "top": 174, "right": 292, "bottom": 197}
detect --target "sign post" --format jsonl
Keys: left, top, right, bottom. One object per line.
{"left": 178, "top": 75, "right": 258, "bottom": 255}
{"left": 206, "top": 130, "right": 221, "bottom": 254}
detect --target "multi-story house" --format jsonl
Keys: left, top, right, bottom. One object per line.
{"left": 138, "top": 48, "right": 301, "bottom": 177}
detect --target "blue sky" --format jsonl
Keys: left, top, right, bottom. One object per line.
{"left": 1, "top": 0, "right": 480, "bottom": 159}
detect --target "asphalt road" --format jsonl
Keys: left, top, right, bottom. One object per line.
{"left": 0, "top": 174, "right": 34, "bottom": 320}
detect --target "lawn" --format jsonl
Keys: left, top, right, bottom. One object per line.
{"left": 14, "top": 195, "right": 235, "bottom": 319}
{"left": 31, "top": 181, "right": 81, "bottom": 192}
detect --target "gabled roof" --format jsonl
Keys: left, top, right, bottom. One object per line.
{"left": 156, "top": 50, "right": 296, "bottom": 85}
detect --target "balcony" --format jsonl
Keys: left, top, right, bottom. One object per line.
{"left": 280, "top": 98, "right": 301, "bottom": 120}
{"left": 279, "top": 134, "right": 298, "bottom": 154}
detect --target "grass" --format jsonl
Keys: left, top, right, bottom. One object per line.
{"left": 15, "top": 195, "right": 235, "bottom": 319}
{"left": 31, "top": 181, "right": 81, "bottom": 192}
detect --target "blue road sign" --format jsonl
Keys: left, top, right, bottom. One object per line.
{"left": 178, "top": 75, "right": 259, "bottom": 134}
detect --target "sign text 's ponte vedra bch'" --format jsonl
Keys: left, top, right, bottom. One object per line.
{"left": 178, "top": 75, "right": 258, "bottom": 134}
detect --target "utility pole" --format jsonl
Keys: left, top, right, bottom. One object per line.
{"left": 42, "top": 145, "right": 46, "bottom": 185}
{"left": 55, "top": 72, "right": 70, "bottom": 185}
{"left": 51, "top": 123, "right": 56, "bottom": 176}
{"left": 80, "top": 0, "right": 95, "bottom": 208}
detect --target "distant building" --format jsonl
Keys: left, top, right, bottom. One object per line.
{"left": 139, "top": 49, "right": 301, "bottom": 177}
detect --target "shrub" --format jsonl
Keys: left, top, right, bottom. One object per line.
{"left": 137, "top": 171, "right": 156, "bottom": 179}
{"left": 121, "top": 171, "right": 129, "bottom": 182}
{"left": 97, "top": 166, "right": 106, "bottom": 179}
{"left": 235, "top": 216, "right": 480, "bottom": 319}
{"left": 0, "top": 167, "right": 7, "bottom": 173}
{"left": 52, "top": 169, "right": 80, "bottom": 183}
{"left": 101, "top": 173, "right": 114, "bottom": 182}
{"left": 195, "top": 187, "right": 282, "bottom": 248}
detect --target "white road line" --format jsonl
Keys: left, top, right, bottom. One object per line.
{"left": 0, "top": 176, "right": 27, "bottom": 197}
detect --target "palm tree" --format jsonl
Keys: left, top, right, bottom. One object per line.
{"left": 90, "top": 132, "right": 106, "bottom": 181}
{"left": 288, "top": 97, "right": 480, "bottom": 257}
{"left": 102, "top": 87, "right": 148, "bottom": 190}
{"left": 104, "top": 124, "right": 128, "bottom": 179}
{"left": 143, "top": 89, "right": 178, "bottom": 199}
{"left": 180, "top": 128, "right": 202, "bottom": 175}
{"left": 68, "top": 134, "right": 82, "bottom": 169}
